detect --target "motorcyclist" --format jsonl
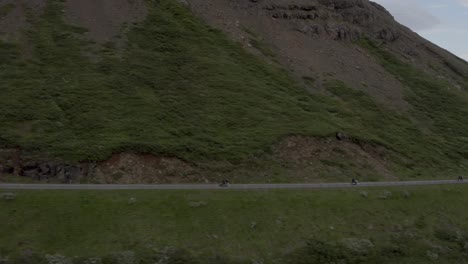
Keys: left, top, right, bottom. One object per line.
{"left": 458, "top": 175, "right": 464, "bottom": 182}
{"left": 220, "top": 179, "right": 230, "bottom": 187}
{"left": 351, "top": 178, "right": 358, "bottom": 185}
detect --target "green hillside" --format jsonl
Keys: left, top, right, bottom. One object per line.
{"left": 0, "top": 0, "right": 338, "bottom": 162}
{"left": 1, "top": 0, "right": 468, "bottom": 179}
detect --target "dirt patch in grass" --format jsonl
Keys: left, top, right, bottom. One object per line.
{"left": 64, "top": 0, "right": 148, "bottom": 43}
{"left": 0, "top": 0, "right": 46, "bottom": 58}
{"left": 0, "top": 148, "right": 21, "bottom": 176}
{"left": 0, "top": 0, "right": 46, "bottom": 41}
{"left": 272, "top": 135, "right": 397, "bottom": 181}
{"left": 92, "top": 153, "right": 198, "bottom": 184}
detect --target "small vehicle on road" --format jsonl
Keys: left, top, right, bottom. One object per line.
{"left": 219, "top": 179, "right": 230, "bottom": 187}
{"left": 458, "top": 176, "right": 464, "bottom": 182}
{"left": 351, "top": 178, "right": 359, "bottom": 185}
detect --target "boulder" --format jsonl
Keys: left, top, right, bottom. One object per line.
{"left": 336, "top": 132, "right": 347, "bottom": 140}
{"left": 0, "top": 164, "right": 13, "bottom": 175}
{"left": 21, "top": 168, "right": 40, "bottom": 179}
{"left": 39, "top": 163, "right": 51, "bottom": 175}
{"left": 65, "top": 166, "right": 81, "bottom": 180}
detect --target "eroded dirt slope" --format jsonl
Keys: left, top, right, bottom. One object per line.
{"left": 185, "top": 0, "right": 468, "bottom": 109}
{"left": 64, "top": 0, "right": 147, "bottom": 43}
{"left": 0, "top": 135, "right": 396, "bottom": 184}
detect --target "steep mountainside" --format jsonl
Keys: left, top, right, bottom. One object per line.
{"left": 1, "top": 0, "right": 468, "bottom": 183}
{"left": 187, "top": 0, "right": 468, "bottom": 107}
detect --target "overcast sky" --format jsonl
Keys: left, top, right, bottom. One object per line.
{"left": 373, "top": 0, "right": 468, "bottom": 61}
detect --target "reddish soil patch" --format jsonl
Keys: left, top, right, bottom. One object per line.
{"left": 0, "top": 148, "right": 21, "bottom": 176}
{"left": 64, "top": 0, "right": 148, "bottom": 43}
{"left": 272, "top": 135, "right": 397, "bottom": 181}
{"left": 93, "top": 153, "right": 198, "bottom": 184}
{"left": 2, "top": 138, "right": 397, "bottom": 183}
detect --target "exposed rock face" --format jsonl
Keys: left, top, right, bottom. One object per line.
{"left": 261, "top": 0, "right": 399, "bottom": 42}
{"left": 0, "top": 149, "right": 196, "bottom": 184}
{"left": 0, "top": 148, "right": 89, "bottom": 182}
{"left": 187, "top": 0, "right": 400, "bottom": 43}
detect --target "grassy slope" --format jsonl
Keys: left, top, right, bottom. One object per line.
{"left": 1, "top": 186, "right": 468, "bottom": 263}
{"left": 0, "top": 0, "right": 339, "bottom": 162}
{"left": 0, "top": 0, "right": 467, "bottom": 179}
{"left": 359, "top": 39, "right": 468, "bottom": 175}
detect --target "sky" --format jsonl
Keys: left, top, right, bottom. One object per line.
{"left": 373, "top": 0, "right": 468, "bottom": 61}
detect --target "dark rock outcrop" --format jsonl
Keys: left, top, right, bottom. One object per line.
{"left": 261, "top": 0, "right": 399, "bottom": 42}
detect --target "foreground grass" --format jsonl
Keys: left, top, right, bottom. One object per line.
{"left": 1, "top": 185, "right": 468, "bottom": 263}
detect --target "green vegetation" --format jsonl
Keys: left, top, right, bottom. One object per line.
{"left": 1, "top": 185, "right": 468, "bottom": 263}
{"left": 1, "top": 0, "right": 468, "bottom": 180}
{"left": 0, "top": 3, "right": 15, "bottom": 19}
{"left": 359, "top": 39, "right": 468, "bottom": 175}
{"left": 0, "top": 0, "right": 339, "bottom": 162}
{"left": 323, "top": 80, "right": 443, "bottom": 178}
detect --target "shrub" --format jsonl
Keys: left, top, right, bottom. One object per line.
{"left": 128, "top": 197, "right": 137, "bottom": 205}
{"left": 379, "top": 190, "right": 392, "bottom": 200}
{"left": 402, "top": 190, "right": 411, "bottom": 198}
{"left": 7, "top": 250, "right": 46, "bottom": 264}
{"left": 76, "top": 257, "right": 102, "bottom": 264}
{"left": 102, "top": 251, "right": 135, "bottom": 264}
{"left": 283, "top": 238, "right": 379, "bottom": 264}
{"left": 188, "top": 201, "right": 206, "bottom": 208}
{"left": 0, "top": 255, "right": 8, "bottom": 264}
{"left": 45, "top": 254, "right": 72, "bottom": 264}
{"left": 434, "top": 224, "right": 464, "bottom": 243}
{"left": 139, "top": 247, "right": 198, "bottom": 264}
{"left": 341, "top": 238, "right": 374, "bottom": 253}
{"left": 1, "top": 193, "right": 16, "bottom": 201}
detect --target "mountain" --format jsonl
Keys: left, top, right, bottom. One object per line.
{"left": 1, "top": 0, "right": 468, "bottom": 183}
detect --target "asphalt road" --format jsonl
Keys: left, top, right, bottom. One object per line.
{"left": 0, "top": 180, "right": 466, "bottom": 190}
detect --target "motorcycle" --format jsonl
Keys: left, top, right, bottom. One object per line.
{"left": 219, "top": 180, "right": 230, "bottom": 187}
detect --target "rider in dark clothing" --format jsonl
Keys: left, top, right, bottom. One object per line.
{"left": 458, "top": 176, "right": 464, "bottom": 182}
{"left": 351, "top": 178, "right": 358, "bottom": 185}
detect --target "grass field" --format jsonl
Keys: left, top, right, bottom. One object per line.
{"left": 1, "top": 185, "right": 468, "bottom": 263}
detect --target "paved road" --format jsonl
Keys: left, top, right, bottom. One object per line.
{"left": 0, "top": 180, "right": 466, "bottom": 190}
